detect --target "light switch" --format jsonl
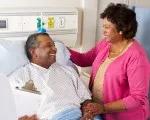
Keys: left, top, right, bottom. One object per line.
{"left": 59, "top": 17, "right": 65, "bottom": 28}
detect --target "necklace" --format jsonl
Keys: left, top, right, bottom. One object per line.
{"left": 109, "top": 40, "right": 129, "bottom": 55}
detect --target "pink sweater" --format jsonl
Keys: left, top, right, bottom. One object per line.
{"left": 70, "top": 39, "right": 150, "bottom": 120}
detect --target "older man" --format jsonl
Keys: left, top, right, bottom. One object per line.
{"left": 9, "top": 33, "right": 97, "bottom": 120}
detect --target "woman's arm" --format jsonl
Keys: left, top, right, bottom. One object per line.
{"left": 69, "top": 39, "right": 108, "bottom": 67}
{"left": 122, "top": 55, "right": 150, "bottom": 110}
{"left": 69, "top": 47, "right": 97, "bottom": 67}
{"left": 82, "top": 99, "right": 126, "bottom": 115}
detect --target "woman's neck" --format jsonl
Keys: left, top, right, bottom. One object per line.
{"left": 110, "top": 39, "right": 131, "bottom": 54}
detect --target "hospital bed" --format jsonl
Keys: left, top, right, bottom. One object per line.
{"left": 0, "top": 7, "right": 83, "bottom": 119}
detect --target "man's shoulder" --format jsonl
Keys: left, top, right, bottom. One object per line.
{"left": 9, "top": 63, "right": 30, "bottom": 77}
{"left": 53, "top": 63, "right": 70, "bottom": 71}
{"left": 53, "top": 63, "right": 77, "bottom": 75}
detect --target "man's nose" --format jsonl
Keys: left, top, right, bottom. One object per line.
{"left": 52, "top": 46, "right": 57, "bottom": 52}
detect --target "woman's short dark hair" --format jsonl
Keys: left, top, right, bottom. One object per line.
{"left": 25, "top": 32, "right": 49, "bottom": 61}
{"left": 100, "top": 3, "right": 138, "bottom": 39}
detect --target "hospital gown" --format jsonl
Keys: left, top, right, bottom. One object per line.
{"left": 9, "top": 63, "right": 91, "bottom": 120}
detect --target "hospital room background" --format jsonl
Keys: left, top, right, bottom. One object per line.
{"left": 0, "top": 0, "right": 150, "bottom": 120}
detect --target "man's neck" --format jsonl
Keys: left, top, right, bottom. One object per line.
{"left": 30, "top": 63, "right": 50, "bottom": 71}
{"left": 31, "top": 60, "right": 50, "bottom": 69}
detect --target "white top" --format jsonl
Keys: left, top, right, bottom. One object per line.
{"left": 9, "top": 63, "right": 91, "bottom": 120}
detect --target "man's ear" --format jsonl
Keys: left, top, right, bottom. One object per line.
{"left": 29, "top": 48, "right": 37, "bottom": 59}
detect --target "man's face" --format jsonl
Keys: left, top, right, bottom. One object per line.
{"left": 33, "top": 35, "right": 57, "bottom": 68}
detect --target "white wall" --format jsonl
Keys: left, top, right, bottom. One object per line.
{"left": 81, "top": 0, "right": 98, "bottom": 51}
{"left": 130, "top": 0, "right": 150, "bottom": 7}
{"left": 0, "top": 0, "right": 81, "bottom": 8}
{"left": 79, "top": 0, "right": 98, "bottom": 74}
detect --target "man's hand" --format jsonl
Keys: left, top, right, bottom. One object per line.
{"left": 18, "top": 114, "right": 39, "bottom": 120}
{"left": 80, "top": 111, "right": 94, "bottom": 120}
{"left": 81, "top": 100, "right": 92, "bottom": 113}
{"left": 80, "top": 100, "right": 95, "bottom": 120}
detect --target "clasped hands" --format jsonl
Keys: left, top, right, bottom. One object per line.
{"left": 80, "top": 100, "right": 104, "bottom": 120}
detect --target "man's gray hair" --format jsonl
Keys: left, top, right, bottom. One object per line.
{"left": 25, "top": 32, "right": 49, "bottom": 61}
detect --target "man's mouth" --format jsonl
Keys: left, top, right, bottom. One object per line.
{"left": 49, "top": 53, "right": 56, "bottom": 56}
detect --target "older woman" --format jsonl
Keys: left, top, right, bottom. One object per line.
{"left": 69, "top": 3, "right": 150, "bottom": 120}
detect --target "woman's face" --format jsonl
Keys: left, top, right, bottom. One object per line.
{"left": 102, "top": 18, "right": 121, "bottom": 42}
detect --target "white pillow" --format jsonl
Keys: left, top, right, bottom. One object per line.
{"left": 0, "top": 39, "right": 71, "bottom": 76}
{"left": 54, "top": 39, "right": 71, "bottom": 65}
{"left": 0, "top": 40, "right": 29, "bottom": 76}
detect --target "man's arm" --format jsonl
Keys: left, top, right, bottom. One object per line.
{"left": 69, "top": 67, "right": 91, "bottom": 101}
{"left": 62, "top": 65, "right": 91, "bottom": 102}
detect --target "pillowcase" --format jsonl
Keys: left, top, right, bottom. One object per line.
{"left": 0, "top": 39, "right": 29, "bottom": 76}
{"left": 54, "top": 39, "right": 71, "bottom": 65}
{"left": 0, "top": 39, "right": 71, "bottom": 76}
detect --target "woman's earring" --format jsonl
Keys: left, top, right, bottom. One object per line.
{"left": 119, "top": 31, "right": 122, "bottom": 35}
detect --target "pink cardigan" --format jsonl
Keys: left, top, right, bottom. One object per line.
{"left": 70, "top": 39, "right": 150, "bottom": 120}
